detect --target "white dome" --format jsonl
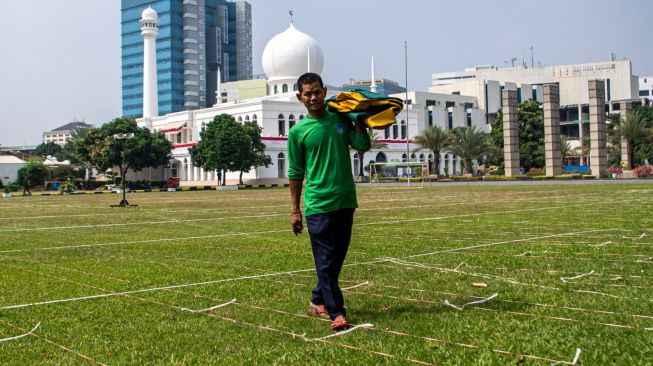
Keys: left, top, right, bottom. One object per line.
{"left": 262, "top": 24, "right": 324, "bottom": 83}
{"left": 141, "top": 6, "right": 158, "bottom": 22}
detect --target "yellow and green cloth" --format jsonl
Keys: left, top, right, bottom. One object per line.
{"left": 326, "top": 90, "right": 403, "bottom": 130}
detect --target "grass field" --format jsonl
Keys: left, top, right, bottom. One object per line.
{"left": 0, "top": 182, "right": 651, "bottom": 365}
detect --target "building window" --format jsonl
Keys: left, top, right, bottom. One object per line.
{"left": 445, "top": 101, "right": 455, "bottom": 108}
{"left": 353, "top": 153, "right": 359, "bottom": 176}
{"left": 282, "top": 84, "right": 288, "bottom": 93}
{"left": 176, "top": 133, "right": 182, "bottom": 144}
{"left": 428, "top": 111, "right": 433, "bottom": 127}
{"left": 384, "top": 126, "right": 390, "bottom": 139}
{"left": 245, "top": 115, "right": 250, "bottom": 121}
{"left": 639, "top": 90, "right": 650, "bottom": 97}
{"left": 392, "top": 124, "right": 398, "bottom": 139}
{"left": 299, "top": 114, "right": 304, "bottom": 120}
{"left": 277, "top": 152, "right": 285, "bottom": 178}
{"left": 252, "top": 114, "right": 257, "bottom": 122}
{"left": 448, "top": 112, "right": 453, "bottom": 130}
{"left": 467, "top": 113, "right": 472, "bottom": 127}
{"left": 402, "top": 153, "right": 407, "bottom": 162}
{"left": 278, "top": 114, "right": 285, "bottom": 136}
{"left": 238, "top": 116, "right": 242, "bottom": 122}
{"left": 274, "top": 85, "right": 278, "bottom": 94}
{"left": 289, "top": 114, "right": 295, "bottom": 130}
{"left": 375, "top": 152, "right": 387, "bottom": 163}
{"left": 293, "top": 84, "right": 298, "bottom": 91}
{"left": 400, "top": 120, "right": 406, "bottom": 140}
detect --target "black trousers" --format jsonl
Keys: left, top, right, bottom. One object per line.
{"left": 306, "top": 208, "right": 355, "bottom": 320}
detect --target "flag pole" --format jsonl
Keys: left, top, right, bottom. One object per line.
{"left": 405, "top": 40, "right": 410, "bottom": 186}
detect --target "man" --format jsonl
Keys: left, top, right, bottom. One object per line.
{"left": 22, "top": 176, "right": 31, "bottom": 195}
{"left": 288, "top": 72, "right": 371, "bottom": 331}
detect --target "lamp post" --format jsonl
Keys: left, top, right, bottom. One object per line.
{"left": 111, "top": 133, "right": 137, "bottom": 207}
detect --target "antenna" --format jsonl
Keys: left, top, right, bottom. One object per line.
{"left": 505, "top": 57, "right": 517, "bottom": 67}
{"left": 289, "top": 10, "right": 293, "bottom": 24}
{"left": 530, "top": 44, "right": 534, "bottom": 68}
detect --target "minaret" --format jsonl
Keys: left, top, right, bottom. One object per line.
{"left": 370, "top": 55, "right": 378, "bottom": 93}
{"left": 140, "top": 7, "right": 159, "bottom": 121}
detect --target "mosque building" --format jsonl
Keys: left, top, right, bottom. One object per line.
{"left": 134, "top": 8, "right": 477, "bottom": 185}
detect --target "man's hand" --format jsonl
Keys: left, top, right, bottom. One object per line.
{"left": 291, "top": 212, "right": 303, "bottom": 235}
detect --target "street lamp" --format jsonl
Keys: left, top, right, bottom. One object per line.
{"left": 110, "top": 133, "right": 137, "bottom": 208}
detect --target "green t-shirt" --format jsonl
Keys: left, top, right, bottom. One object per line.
{"left": 288, "top": 111, "right": 371, "bottom": 216}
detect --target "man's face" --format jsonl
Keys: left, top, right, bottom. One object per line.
{"left": 296, "top": 81, "right": 327, "bottom": 116}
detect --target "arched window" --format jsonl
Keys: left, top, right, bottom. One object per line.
{"left": 238, "top": 116, "right": 242, "bottom": 122}
{"left": 375, "top": 152, "right": 387, "bottom": 163}
{"left": 282, "top": 84, "right": 289, "bottom": 93}
{"left": 252, "top": 114, "right": 257, "bottom": 122}
{"left": 293, "top": 83, "right": 298, "bottom": 91}
{"left": 428, "top": 154, "right": 434, "bottom": 174}
{"left": 245, "top": 115, "right": 250, "bottom": 122}
{"left": 410, "top": 153, "right": 416, "bottom": 161}
{"left": 402, "top": 153, "right": 407, "bottom": 162}
{"left": 274, "top": 85, "right": 278, "bottom": 94}
{"left": 201, "top": 122, "right": 207, "bottom": 133}
{"left": 176, "top": 132, "right": 182, "bottom": 144}
{"left": 384, "top": 126, "right": 390, "bottom": 139}
{"left": 392, "top": 124, "right": 398, "bottom": 139}
{"left": 278, "top": 114, "right": 285, "bottom": 136}
{"left": 444, "top": 154, "right": 450, "bottom": 175}
{"left": 277, "top": 152, "right": 286, "bottom": 179}
{"left": 419, "top": 154, "right": 425, "bottom": 162}
{"left": 400, "top": 120, "right": 407, "bottom": 140}
{"left": 288, "top": 114, "right": 295, "bottom": 130}
{"left": 299, "top": 114, "right": 304, "bottom": 120}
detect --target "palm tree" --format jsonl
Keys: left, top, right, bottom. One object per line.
{"left": 446, "top": 126, "right": 490, "bottom": 175}
{"left": 560, "top": 135, "right": 572, "bottom": 166}
{"left": 413, "top": 125, "right": 450, "bottom": 175}
{"left": 356, "top": 129, "right": 387, "bottom": 177}
{"left": 618, "top": 110, "right": 650, "bottom": 168}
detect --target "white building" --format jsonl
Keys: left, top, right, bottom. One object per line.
{"left": 43, "top": 122, "right": 94, "bottom": 145}
{"left": 640, "top": 76, "right": 653, "bottom": 104}
{"left": 430, "top": 60, "right": 640, "bottom": 139}
{"left": 136, "top": 16, "right": 474, "bottom": 185}
{"left": 0, "top": 155, "right": 26, "bottom": 185}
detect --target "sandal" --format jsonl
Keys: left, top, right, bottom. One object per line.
{"left": 307, "top": 303, "right": 330, "bottom": 319}
{"left": 330, "top": 317, "right": 350, "bottom": 331}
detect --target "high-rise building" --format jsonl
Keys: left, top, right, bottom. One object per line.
{"left": 121, "top": 0, "right": 252, "bottom": 118}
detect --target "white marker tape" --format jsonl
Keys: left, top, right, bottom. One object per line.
{"left": 590, "top": 241, "right": 612, "bottom": 248}
{"left": 181, "top": 298, "right": 237, "bottom": 313}
{"left": 444, "top": 293, "right": 498, "bottom": 311}
{"left": 572, "top": 348, "right": 582, "bottom": 365}
{"left": 341, "top": 281, "right": 369, "bottom": 291}
{"left": 516, "top": 251, "right": 531, "bottom": 257}
{"left": 636, "top": 256, "right": 653, "bottom": 263}
{"left": 0, "top": 322, "right": 40, "bottom": 343}
{"left": 560, "top": 270, "right": 595, "bottom": 283}
{"left": 452, "top": 262, "right": 466, "bottom": 271}
{"left": 622, "top": 233, "right": 646, "bottom": 240}
{"left": 302, "top": 323, "right": 374, "bottom": 342}
{"left": 645, "top": 327, "right": 653, "bottom": 331}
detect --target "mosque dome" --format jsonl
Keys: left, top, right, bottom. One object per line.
{"left": 262, "top": 24, "right": 324, "bottom": 84}
{"left": 141, "top": 6, "right": 158, "bottom": 22}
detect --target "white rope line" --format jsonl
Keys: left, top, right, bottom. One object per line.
{"left": 515, "top": 251, "right": 531, "bottom": 257}
{"left": 552, "top": 348, "right": 582, "bottom": 366}
{"left": 452, "top": 262, "right": 466, "bottom": 271}
{"left": 560, "top": 270, "right": 595, "bottom": 283}
{"left": 636, "top": 256, "right": 653, "bottom": 263}
{"left": 380, "top": 257, "right": 430, "bottom": 269}
{"left": 302, "top": 323, "right": 374, "bottom": 342}
{"left": 622, "top": 233, "right": 646, "bottom": 240}
{"left": 0, "top": 322, "right": 40, "bottom": 343}
{"left": 341, "top": 281, "right": 369, "bottom": 291}
{"left": 590, "top": 241, "right": 612, "bottom": 248}
{"left": 181, "top": 298, "right": 237, "bottom": 313}
{"left": 645, "top": 327, "right": 653, "bottom": 331}
{"left": 443, "top": 293, "right": 498, "bottom": 311}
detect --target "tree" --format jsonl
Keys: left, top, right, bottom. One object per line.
{"left": 190, "top": 114, "right": 250, "bottom": 185}
{"left": 490, "top": 100, "right": 545, "bottom": 169}
{"left": 618, "top": 110, "right": 651, "bottom": 168}
{"left": 446, "top": 126, "right": 490, "bottom": 175}
{"left": 17, "top": 158, "right": 48, "bottom": 186}
{"left": 79, "top": 117, "right": 172, "bottom": 185}
{"left": 413, "top": 125, "right": 449, "bottom": 175}
{"left": 560, "top": 135, "right": 572, "bottom": 166}
{"left": 33, "top": 142, "right": 63, "bottom": 158}
{"left": 238, "top": 120, "right": 272, "bottom": 185}
{"left": 356, "top": 129, "right": 387, "bottom": 177}
{"left": 59, "top": 128, "right": 97, "bottom": 179}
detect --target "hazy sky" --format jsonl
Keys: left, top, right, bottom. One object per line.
{"left": 1, "top": 0, "right": 651, "bottom": 146}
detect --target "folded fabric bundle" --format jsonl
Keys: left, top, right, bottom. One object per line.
{"left": 326, "top": 90, "right": 404, "bottom": 130}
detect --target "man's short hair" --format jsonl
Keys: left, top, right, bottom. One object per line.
{"left": 297, "top": 73, "right": 323, "bottom": 92}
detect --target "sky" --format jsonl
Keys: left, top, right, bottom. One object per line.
{"left": 0, "top": 0, "right": 651, "bottom": 146}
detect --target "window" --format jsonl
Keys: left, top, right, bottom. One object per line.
{"left": 467, "top": 113, "right": 472, "bottom": 127}
{"left": 201, "top": 122, "right": 206, "bottom": 133}
{"left": 425, "top": 100, "right": 436, "bottom": 106}
{"left": 400, "top": 120, "right": 406, "bottom": 140}
{"left": 176, "top": 133, "right": 182, "bottom": 144}
{"left": 274, "top": 85, "right": 278, "bottom": 94}
{"left": 448, "top": 112, "right": 453, "bottom": 130}
{"left": 639, "top": 90, "right": 650, "bottom": 97}
{"left": 428, "top": 111, "right": 433, "bottom": 127}
{"left": 392, "top": 124, "right": 398, "bottom": 139}
{"left": 277, "top": 153, "right": 285, "bottom": 178}
{"left": 289, "top": 114, "right": 295, "bottom": 130}
{"left": 375, "top": 152, "right": 387, "bottom": 163}
{"left": 238, "top": 116, "right": 242, "bottom": 122}
{"left": 215, "top": 28, "right": 221, "bottom": 63}
{"left": 299, "top": 114, "right": 304, "bottom": 120}
{"left": 445, "top": 101, "right": 455, "bottom": 108}
{"left": 384, "top": 126, "right": 390, "bottom": 139}
{"left": 252, "top": 114, "right": 257, "bottom": 122}
{"left": 452, "top": 91, "right": 460, "bottom": 95}
{"left": 402, "top": 153, "right": 407, "bottom": 162}
{"left": 278, "top": 114, "right": 285, "bottom": 136}
{"left": 282, "top": 84, "right": 288, "bottom": 93}
{"left": 245, "top": 115, "right": 250, "bottom": 121}
{"left": 293, "top": 84, "right": 298, "bottom": 91}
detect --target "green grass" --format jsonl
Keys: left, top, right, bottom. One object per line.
{"left": 0, "top": 183, "right": 651, "bottom": 365}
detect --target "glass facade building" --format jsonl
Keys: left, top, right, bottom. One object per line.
{"left": 341, "top": 78, "right": 406, "bottom": 97}
{"left": 121, "top": 0, "right": 252, "bottom": 117}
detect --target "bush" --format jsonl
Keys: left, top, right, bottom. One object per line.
{"left": 448, "top": 176, "right": 482, "bottom": 181}
{"left": 608, "top": 166, "right": 623, "bottom": 175}
{"left": 633, "top": 166, "right": 652, "bottom": 177}
{"left": 582, "top": 175, "right": 597, "bottom": 180}
{"left": 4, "top": 184, "right": 19, "bottom": 192}
{"left": 483, "top": 175, "right": 516, "bottom": 181}
{"left": 532, "top": 175, "right": 554, "bottom": 180}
